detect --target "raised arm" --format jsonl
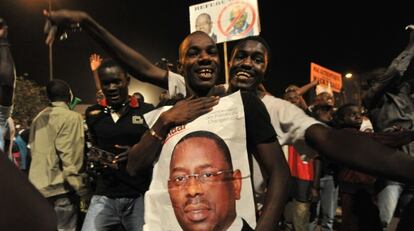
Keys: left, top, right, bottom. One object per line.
{"left": 89, "top": 53, "right": 102, "bottom": 91}
{"left": 43, "top": 10, "right": 168, "bottom": 88}
{"left": 363, "top": 27, "right": 414, "bottom": 110}
{"left": 305, "top": 124, "right": 414, "bottom": 183}
{"left": 296, "top": 79, "right": 318, "bottom": 96}
{"left": 0, "top": 18, "right": 15, "bottom": 108}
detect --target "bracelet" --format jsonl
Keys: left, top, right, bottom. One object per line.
{"left": 149, "top": 129, "right": 164, "bottom": 141}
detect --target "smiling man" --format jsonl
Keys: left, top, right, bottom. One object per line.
{"left": 82, "top": 60, "right": 155, "bottom": 231}
{"left": 228, "top": 36, "right": 414, "bottom": 185}
{"left": 168, "top": 131, "right": 252, "bottom": 231}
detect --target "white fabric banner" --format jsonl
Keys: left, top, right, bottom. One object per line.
{"left": 143, "top": 91, "right": 256, "bottom": 230}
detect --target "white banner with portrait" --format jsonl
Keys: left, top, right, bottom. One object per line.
{"left": 143, "top": 91, "right": 255, "bottom": 230}
{"left": 189, "top": 0, "right": 260, "bottom": 44}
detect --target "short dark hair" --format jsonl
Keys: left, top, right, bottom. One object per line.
{"left": 336, "top": 103, "right": 358, "bottom": 120}
{"left": 97, "top": 59, "right": 127, "bottom": 77}
{"left": 178, "top": 31, "right": 216, "bottom": 62}
{"left": 333, "top": 103, "right": 359, "bottom": 128}
{"left": 173, "top": 131, "right": 233, "bottom": 169}
{"left": 133, "top": 92, "right": 144, "bottom": 102}
{"left": 46, "top": 79, "right": 71, "bottom": 102}
{"left": 232, "top": 36, "right": 272, "bottom": 61}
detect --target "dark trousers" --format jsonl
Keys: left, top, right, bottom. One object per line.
{"left": 340, "top": 191, "right": 381, "bottom": 231}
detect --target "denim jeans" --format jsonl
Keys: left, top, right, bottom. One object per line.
{"left": 47, "top": 195, "right": 78, "bottom": 231}
{"left": 309, "top": 175, "right": 338, "bottom": 231}
{"left": 81, "top": 195, "right": 144, "bottom": 231}
{"left": 377, "top": 182, "right": 403, "bottom": 228}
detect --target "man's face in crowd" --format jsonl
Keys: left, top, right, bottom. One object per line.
{"left": 315, "top": 92, "right": 334, "bottom": 106}
{"left": 168, "top": 137, "right": 241, "bottom": 231}
{"left": 178, "top": 32, "right": 220, "bottom": 95}
{"left": 314, "top": 106, "right": 334, "bottom": 123}
{"left": 342, "top": 105, "right": 363, "bottom": 129}
{"left": 196, "top": 15, "right": 213, "bottom": 35}
{"left": 99, "top": 65, "right": 130, "bottom": 106}
{"left": 284, "top": 91, "right": 301, "bottom": 107}
{"left": 229, "top": 40, "right": 268, "bottom": 91}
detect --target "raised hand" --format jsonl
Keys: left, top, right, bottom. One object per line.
{"left": 0, "top": 18, "right": 8, "bottom": 39}
{"left": 90, "top": 53, "right": 103, "bottom": 71}
{"left": 43, "top": 9, "right": 87, "bottom": 45}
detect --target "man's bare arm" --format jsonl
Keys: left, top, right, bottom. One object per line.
{"left": 44, "top": 10, "right": 168, "bottom": 88}
{"left": 0, "top": 19, "right": 15, "bottom": 107}
{"left": 305, "top": 124, "right": 414, "bottom": 183}
{"left": 254, "top": 141, "right": 290, "bottom": 231}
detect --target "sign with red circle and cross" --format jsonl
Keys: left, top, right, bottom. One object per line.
{"left": 189, "top": 0, "right": 260, "bottom": 44}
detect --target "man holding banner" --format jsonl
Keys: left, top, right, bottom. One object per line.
{"left": 227, "top": 35, "right": 414, "bottom": 184}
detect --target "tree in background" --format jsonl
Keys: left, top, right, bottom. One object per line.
{"left": 12, "top": 75, "right": 49, "bottom": 128}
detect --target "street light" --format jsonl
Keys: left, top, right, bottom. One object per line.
{"left": 345, "top": 73, "right": 353, "bottom": 79}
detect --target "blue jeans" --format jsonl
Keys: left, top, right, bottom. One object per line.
{"left": 309, "top": 175, "right": 338, "bottom": 231}
{"left": 48, "top": 195, "right": 78, "bottom": 231}
{"left": 377, "top": 182, "right": 403, "bottom": 228}
{"left": 81, "top": 195, "right": 144, "bottom": 231}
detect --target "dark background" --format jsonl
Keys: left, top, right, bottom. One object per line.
{"left": 0, "top": 0, "right": 412, "bottom": 104}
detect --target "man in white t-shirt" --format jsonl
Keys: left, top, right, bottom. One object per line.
{"left": 227, "top": 36, "right": 414, "bottom": 183}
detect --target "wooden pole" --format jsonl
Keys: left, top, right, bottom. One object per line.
{"left": 48, "top": 0, "right": 53, "bottom": 81}
{"left": 223, "top": 41, "right": 229, "bottom": 84}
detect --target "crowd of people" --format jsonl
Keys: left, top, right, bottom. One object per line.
{"left": 2, "top": 8, "right": 414, "bottom": 231}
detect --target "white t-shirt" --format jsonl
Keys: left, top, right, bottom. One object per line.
{"left": 261, "top": 94, "right": 320, "bottom": 158}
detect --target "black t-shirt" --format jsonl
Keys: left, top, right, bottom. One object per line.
{"left": 240, "top": 91, "right": 277, "bottom": 152}
{"left": 85, "top": 102, "right": 154, "bottom": 197}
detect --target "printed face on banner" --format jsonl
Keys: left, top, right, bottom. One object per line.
{"left": 196, "top": 13, "right": 214, "bottom": 36}
{"left": 168, "top": 133, "right": 242, "bottom": 231}
{"left": 143, "top": 92, "right": 256, "bottom": 231}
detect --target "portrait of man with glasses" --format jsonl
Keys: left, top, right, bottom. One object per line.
{"left": 167, "top": 131, "right": 253, "bottom": 231}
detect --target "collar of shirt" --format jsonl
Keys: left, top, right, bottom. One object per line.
{"left": 98, "top": 96, "right": 139, "bottom": 109}
{"left": 99, "top": 96, "right": 139, "bottom": 123}
{"left": 51, "top": 101, "right": 69, "bottom": 109}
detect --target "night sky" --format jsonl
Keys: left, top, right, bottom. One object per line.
{"left": 1, "top": 1, "right": 413, "bottom": 104}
